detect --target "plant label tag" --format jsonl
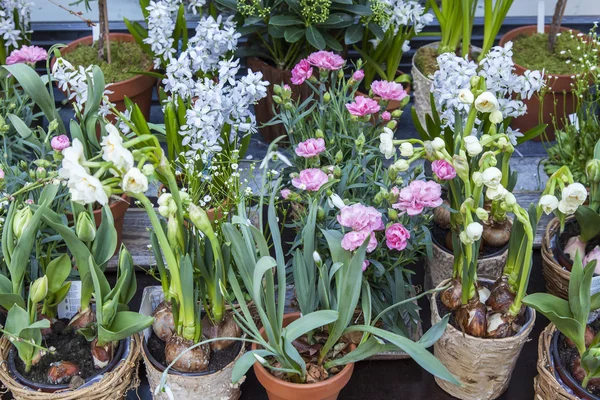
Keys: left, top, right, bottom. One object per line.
{"left": 569, "top": 113, "right": 580, "bottom": 131}
{"left": 92, "top": 25, "right": 100, "bottom": 43}
{"left": 58, "top": 280, "right": 82, "bottom": 320}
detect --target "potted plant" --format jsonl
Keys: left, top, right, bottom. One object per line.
{"left": 0, "top": 0, "right": 33, "bottom": 65}
{"left": 498, "top": 0, "right": 592, "bottom": 140}
{"left": 412, "top": 0, "right": 513, "bottom": 124}
{"left": 525, "top": 253, "right": 600, "bottom": 399}
{"left": 49, "top": 0, "right": 156, "bottom": 120}
{"left": 352, "top": 0, "right": 433, "bottom": 108}
{"left": 541, "top": 141, "right": 600, "bottom": 299}
{"left": 213, "top": 0, "right": 363, "bottom": 142}
{"left": 410, "top": 44, "right": 545, "bottom": 290}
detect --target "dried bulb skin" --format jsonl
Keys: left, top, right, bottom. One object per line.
{"left": 165, "top": 335, "right": 211, "bottom": 373}
{"left": 201, "top": 312, "right": 242, "bottom": 351}
{"left": 487, "top": 280, "right": 515, "bottom": 313}
{"left": 48, "top": 361, "right": 80, "bottom": 384}
{"left": 38, "top": 314, "right": 56, "bottom": 337}
{"left": 486, "top": 313, "right": 517, "bottom": 338}
{"left": 434, "top": 201, "right": 451, "bottom": 230}
{"left": 152, "top": 301, "right": 175, "bottom": 341}
{"left": 441, "top": 279, "right": 463, "bottom": 311}
{"left": 572, "top": 357, "right": 600, "bottom": 389}
{"left": 90, "top": 338, "right": 114, "bottom": 369}
{"left": 444, "top": 232, "right": 454, "bottom": 252}
{"left": 482, "top": 219, "right": 512, "bottom": 248}
{"left": 455, "top": 300, "right": 487, "bottom": 338}
{"left": 566, "top": 325, "right": 596, "bottom": 348}
{"left": 68, "top": 308, "right": 96, "bottom": 330}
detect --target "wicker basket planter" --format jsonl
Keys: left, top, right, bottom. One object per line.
{"left": 431, "top": 278, "right": 536, "bottom": 400}
{"left": 535, "top": 324, "right": 599, "bottom": 399}
{"left": 541, "top": 217, "right": 572, "bottom": 299}
{"left": 0, "top": 334, "right": 142, "bottom": 399}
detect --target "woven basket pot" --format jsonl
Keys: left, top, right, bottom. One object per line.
{"left": 424, "top": 240, "right": 508, "bottom": 291}
{"left": 0, "top": 334, "right": 142, "bottom": 399}
{"left": 431, "top": 279, "right": 536, "bottom": 400}
{"left": 534, "top": 324, "right": 593, "bottom": 400}
{"left": 541, "top": 217, "right": 572, "bottom": 299}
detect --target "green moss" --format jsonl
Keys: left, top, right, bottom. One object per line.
{"left": 512, "top": 32, "right": 586, "bottom": 75}
{"left": 414, "top": 46, "right": 440, "bottom": 77}
{"left": 62, "top": 40, "right": 152, "bottom": 83}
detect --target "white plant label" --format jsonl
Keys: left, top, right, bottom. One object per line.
{"left": 92, "top": 25, "right": 100, "bottom": 43}
{"left": 58, "top": 280, "right": 82, "bottom": 320}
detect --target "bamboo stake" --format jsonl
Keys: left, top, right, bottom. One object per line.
{"left": 548, "top": 0, "right": 567, "bottom": 52}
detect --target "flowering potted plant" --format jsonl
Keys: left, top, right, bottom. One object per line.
{"left": 525, "top": 253, "right": 600, "bottom": 400}
{"left": 412, "top": 0, "right": 514, "bottom": 124}
{"left": 50, "top": 0, "right": 156, "bottom": 119}
{"left": 353, "top": 0, "right": 433, "bottom": 97}
{"left": 498, "top": 1, "right": 593, "bottom": 139}
{"left": 0, "top": 0, "right": 33, "bottom": 65}
{"left": 411, "top": 44, "right": 545, "bottom": 289}
{"left": 541, "top": 141, "right": 600, "bottom": 299}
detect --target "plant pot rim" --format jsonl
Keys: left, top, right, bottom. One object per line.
{"left": 141, "top": 336, "right": 244, "bottom": 377}
{"left": 66, "top": 193, "right": 130, "bottom": 218}
{"left": 499, "top": 25, "right": 584, "bottom": 79}
{"left": 51, "top": 33, "right": 155, "bottom": 87}
{"left": 251, "top": 311, "right": 355, "bottom": 389}
{"left": 432, "top": 278, "right": 536, "bottom": 342}
{"left": 551, "top": 327, "right": 600, "bottom": 399}
{"left": 7, "top": 337, "right": 127, "bottom": 392}
{"left": 431, "top": 225, "right": 510, "bottom": 259}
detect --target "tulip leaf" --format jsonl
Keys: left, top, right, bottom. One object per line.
{"left": 99, "top": 311, "right": 154, "bottom": 343}
{"left": 45, "top": 254, "right": 72, "bottom": 293}
{"left": 92, "top": 205, "right": 118, "bottom": 270}
{"left": 0, "top": 294, "right": 25, "bottom": 311}
{"left": 576, "top": 206, "right": 600, "bottom": 242}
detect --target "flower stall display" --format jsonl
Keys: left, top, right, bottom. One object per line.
{"left": 412, "top": 44, "right": 545, "bottom": 289}
{"left": 271, "top": 53, "right": 435, "bottom": 339}
{"left": 525, "top": 253, "right": 600, "bottom": 399}
{"left": 0, "top": 0, "right": 32, "bottom": 65}
{"left": 499, "top": 1, "right": 594, "bottom": 138}
{"left": 154, "top": 172, "right": 458, "bottom": 400}
{"left": 412, "top": 0, "right": 514, "bottom": 124}
{"left": 541, "top": 142, "right": 600, "bottom": 299}
{"left": 353, "top": 0, "right": 433, "bottom": 90}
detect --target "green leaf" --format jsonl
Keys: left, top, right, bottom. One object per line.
{"left": 269, "top": 14, "right": 303, "bottom": 26}
{"left": 284, "top": 310, "right": 338, "bottom": 342}
{"left": 45, "top": 254, "right": 72, "bottom": 293}
{"left": 576, "top": 206, "right": 600, "bottom": 242}
{"left": 322, "top": 32, "right": 343, "bottom": 52}
{"left": 325, "top": 337, "right": 392, "bottom": 368}
{"left": 418, "top": 314, "right": 450, "bottom": 348}
{"left": 284, "top": 27, "right": 305, "bottom": 43}
{"left": 345, "top": 24, "right": 364, "bottom": 45}
{"left": 92, "top": 205, "right": 118, "bottom": 269}
{"left": 305, "top": 26, "right": 326, "bottom": 50}
{"left": 231, "top": 350, "right": 274, "bottom": 383}
{"left": 99, "top": 311, "right": 154, "bottom": 343}
{"left": 0, "top": 294, "right": 26, "bottom": 311}
{"left": 252, "top": 256, "right": 278, "bottom": 313}
{"left": 518, "top": 124, "right": 547, "bottom": 145}
{"left": 7, "top": 114, "right": 32, "bottom": 138}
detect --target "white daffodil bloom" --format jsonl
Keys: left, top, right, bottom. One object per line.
{"left": 474, "top": 91, "right": 499, "bottom": 113}
{"left": 379, "top": 128, "right": 395, "bottom": 159}
{"left": 122, "top": 168, "right": 149, "bottom": 194}
{"left": 539, "top": 194, "right": 559, "bottom": 215}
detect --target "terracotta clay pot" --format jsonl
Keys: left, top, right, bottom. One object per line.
{"left": 53, "top": 33, "right": 157, "bottom": 122}
{"left": 499, "top": 25, "right": 581, "bottom": 141}
{"left": 251, "top": 312, "right": 354, "bottom": 400}
{"left": 246, "top": 58, "right": 313, "bottom": 144}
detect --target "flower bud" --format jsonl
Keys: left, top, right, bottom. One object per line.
{"left": 315, "top": 129, "right": 324, "bottom": 139}
{"left": 188, "top": 203, "right": 215, "bottom": 238}
{"left": 317, "top": 207, "right": 325, "bottom": 221}
{"left": 142, "top": 164, "right": 155, "bottom": 177}
{"left": 48, "top": 119, "right": 59, "bottom": 133}
{"left": 386, "top": 120, "right": 398, "bottom": 130}
{"left": 400, "top": 142, "right": 414, "bottom": 157}
{"left": 328, "top": 193, "right": 345, "bottom": 209}
{"left": 470, "top": 76, "right": 481, "bottom": 88}
{"left": 272, "top": 95, "right": 283, "bottom": 104}
{"left": 323, "top": 92, "right": 331, "bottom": 103}
{"left": 504, "top": 192, "right": 517, "bottom": 207}
{"left": 333, "top": 166, "right": 342, "bottom": 178}
{"left": 313, "top": 251, "right": 322, "bottom": 265}
{"left": 388, "top": 209, "right": 398, "bottom": 220}
{"left": 452, "top": 155, "right": 469, "bottom": 180}
{"left": 586, "top": 159, "right": 600, "bottom": 183}
{"left": 475, "top": 208, "right": 489, "bottom": 221}
{"left": 13, "top": 206, "right": 33, "bottom": 238}
{"left": 76, "top": 212, "right": 97, "bottom": 243}
{"left": 36, "top": 167, "right": 46, "bottom": 180}
{"left": 464, "top": 136, "right": 483, "bottom": 157}
{"left": 356, "top": 133, "right": 366, "bottom": 149}
{"left": 489, "top": 110, "right": 503, "bottom": 124}
{"left": 30, "top": 276, "right": 48, "bottom": 304}
{"left": 391, "top": 109, "right": 402, "bottom": 118}
{"left": 335, "top": 150, "right": 343, "bottom": 164}
{"left": 284, "top": 102, "right": 294, "bottom": 111}
{"left": 432, "top": 137, "right": 445, "bottom": 151}
{"left": 273, "top": 85, "right": 282, "bottom": 95}
{"left": 337, "top": 70, "right": 344, "bottom": 80}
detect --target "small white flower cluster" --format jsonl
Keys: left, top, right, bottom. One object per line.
{"left": 163, "top": 15, "right": 240, "bottom": 97}
{"left": 59, "top": 124, "right": 149, "bottom": 205}
{"left": 374, "top": 0, "right": 432, "bottom": 49}
{"left": 144, "top": 0, "right": 179, "bottom": 68}
{"left": 52, "top": 58, "right": 114, "bottom": 117}
{"left": 432, "top": 42, "right": 544, "bottom": 130}
{"left": 0, "top": 0, "right": 32, "bottom": 50}
{"left": 177, "top": 60, "right": 268, "bottom": 162}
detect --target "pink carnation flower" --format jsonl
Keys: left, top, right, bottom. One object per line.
{"left": 341, "top": 230, "right": 377, "bottom": 253}
{"left": 362, "top": 260, "right": 370, "bottom": 272}
{"left": 0, "top": 167, "right": 4, "bottom": 179}
{"left": 337, "top": 203, "right": 383, "bottom": 232}
{"left": 392, "top": 180, "right": 443, "bottom": 216}
{"left": 291, "top": 59, "right": 313, "bottom": 85}
{"left": 307, "top": 51, "right": 345, "bottom": 70}
{"left": 386, "top": 223, "right": 410, "bottom": 251}
{"left": 295, "top": 138, "right": 326, "bottom": 158}
{"left": 381, "top": 111, "right": 391, "bottom": 121}
{"left": 281, "top": 188, "right": 291, "bottom": 199}
{"left": 346, "top": 96, "right": 381, "bottom": 117}
{"left": 6, "top": 45, "right": 48, "bottom": 65}
{"left": 51, "top": 135, "right": 71, "bottom": 151}
{"left": 353, "top": 70, "right": 365, "bottom": 81}
{"left": 432, "top": 159, "right": 456, "bottom": 180}
{"left": 371, "top": 80, "right": 409, "bottom": 102}
{"left": 292, "top": 168, "right": 329, "bottom": 191}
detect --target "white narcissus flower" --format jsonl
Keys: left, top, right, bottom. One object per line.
{"left": 558, "top": 183, "right": 587, "bottom": 214}
{"left": 431, "top": 137, "right": 445, "bottom": 151}
{"left": 463, "top": 135, "right": 483, "bottom": 157}
{"left": 157, "top": 193, "right": 177, "bottom": 218}
{"left": 489, "top": 110, "right": 504, "bottom": 124}
{"left": 472, "top": 171, "right": 483, "bottom": 186}
{"left": 59, "top": 138, "right": 89, "bottom": 180}
{"left": 400, "top": 142, "right": 414, "bottom": 157}
{"left": 539, "top": 194, "right": 559, "bottom": 215}
{"left": 486, "top": 184, "right": 507, "bottom": 201}
{"left": 481, "top": 167, "right": 502, "bottom": 188}
{"left": 466, "top": 222, "right": 483, "bottom": 241}
{"left": 379, "top": 127, "right": 395, "bottom": 159}
{"left": 101, "top": 124, "right": 134, "bottom": 172}
{"left": 69, "top": 171, "right": 109, "bottom": 206}
{"left": 457, "top": 89, "right": 474, "bottom": 104}
{"left": 122, "top": 168, "right": 149, "bottom": 194}
{"left": 504, "top": 192, "right": 517, "bottom": 207}
{"left": 474, "top": 91, "right": 499, "bottom": 113}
